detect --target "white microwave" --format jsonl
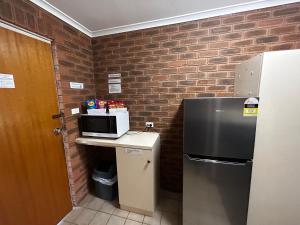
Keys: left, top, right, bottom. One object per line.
{"left": 79, "top": 110, "right": 129, "bottom": 138}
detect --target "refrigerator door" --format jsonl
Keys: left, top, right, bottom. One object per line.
{"left": 184, "top": 97, "right": 257, "bottom": 159}
{"left": 183, "top": 154, "right": 252, "bottom": 225}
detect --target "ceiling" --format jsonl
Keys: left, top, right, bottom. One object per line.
{"left": 31, "top": 0, "right": 298, "bottom": 37}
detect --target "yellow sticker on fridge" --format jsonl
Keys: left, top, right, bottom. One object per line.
{"left": 243, "top": 97, "right": 259, "bottom": 117}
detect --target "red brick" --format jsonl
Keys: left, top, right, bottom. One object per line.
{"left": 270, "top": 43, "right": 294, "bottom": 51}
{"left": 178, "top": 66, "right": 198, "bottom": 73}
{"left": 256, "top": 36, "right": 279, "bottom": 43}
{"left": 160, "top": 55, "right": 178, "bottom": 62}
{"left": 282, "top": 34, "right": 300, "bottom": 41}
{"left": 187, "top": 59, "right": 207, "bottom": 66}
{"left": 186, "top": 86, "right": 205, "bottom": 92}
{"left": 144, "top": 28, "right": 160, "bottom": 36}
{"left": 211, "top": 26, "right": 231, "bottom": 34}
{"left": 208, "top": 57, "right": 228, "bottom": 64}
{"left": 180, "top": 53, "right": 197, "bottom": 60}
{"left": 171, "top": 32, "right": 188, "bottom": 40}
{"left": 223, "top": 15, "right": 244, "bottom": 24}
{"left": 273, "top": 7, "right": 299, "bottom": 16}
{"left": 244, "top": 45, "right": 267, "bottom": 53}
{"left": 199, "top": 36, "right": 219, "bottom": 42}
{"left": 189, "top": 29, "right": 209, "bottom": 37}
{"left": 201, "top": 19, "right": 221, "bottom": 27}
{"left": 220, "top": 48, "right": 241, "bottom": 55}
{"left": 209, "top": 42, "right": 229, "bottom": 49}
{"left": 197, "top": 79, "right": 216, "bottom": 85}
{"left": 232, "top": 39, "right": 253, "bottom": 47}
{"left": 179, "top": 22, "right": 198, "bottom": 31}
{"left": 221, "top": 32, "right": 242, "bottom": 40}
{"left": 162, "top": 81, "right": 177, "bottom": 87}
{"left": 188, "top": 44, "right": 208, "bottom": 51}
{"left": 258, "top": 18, "right": 283, "bottom": 27}
{"left": 286, "top": 15, "right": 300, "bottom": 23}
{"left": 270, "top": 26, "right": 296, "bottom": 35}
{"left": 206, "top": 85, "right": 226, "bottom": 91}
{"left": 247, "top": 12, "right": 271, "bottom": 20}
{"left": 162, "top": 41, "right": 178, "bottom": 48}
{"left": 179, "top": 80, "right": 197, "bottom": 86}
{"left": 207, "top": 72, "right": 227, "bottom": 78}
{"left": 180, "top": 38, "right": 198, "bottom": 46}
{"left": 245, "top": 29, "right": 267, "bottom": 38}
{"left": 161, "top": 26, "right": 179, "bottom": 33}
{"left": 152, "top": 35, "right": 169, "bottom": 42}
{"left": 234, "top": 23, "right": 256, "bottom": 30}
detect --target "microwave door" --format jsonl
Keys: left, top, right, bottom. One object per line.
{"left": 80, "top": 115, "right": 117, "bottom": 137}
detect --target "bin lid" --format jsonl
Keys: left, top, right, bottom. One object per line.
{"left": 92, "top": 175, "right": 117, "bottom": 185}
{"left": 93, "top": 162, "right": 117, "bottom": 179}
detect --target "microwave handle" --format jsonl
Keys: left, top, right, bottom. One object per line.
{"left": 78, "top": 117, "right": 83, "bottom": 136}
{"left": 108, "top": 116, "right": 116, "bottom": 133}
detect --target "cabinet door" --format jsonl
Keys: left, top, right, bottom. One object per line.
{"left": 116, "top": 147, "right": 154, "bottom": 213}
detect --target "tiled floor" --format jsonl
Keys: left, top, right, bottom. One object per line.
{"left": 61, "top": 190, "right": 182, "bottom": 225}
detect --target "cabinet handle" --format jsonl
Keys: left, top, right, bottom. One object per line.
{"left": 144, "top": 160, "right": 151, "bottom": 169}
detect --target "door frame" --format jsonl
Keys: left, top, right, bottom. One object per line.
{"left": 0, "top": 19, "right": 73, "bottom": 206}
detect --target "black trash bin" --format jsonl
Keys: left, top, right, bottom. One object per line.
{"left": 92, "top": 163, "right": 118, "bottom": 201}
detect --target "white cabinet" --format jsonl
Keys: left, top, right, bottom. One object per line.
{"left": 116, "top": 138, "right": 160, "bottom": 216}
{"left": 76, "top": 132, "right": 160, "bottom": 216}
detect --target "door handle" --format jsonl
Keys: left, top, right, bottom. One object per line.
{"left": 53, "top": 127, "right": 63, "bottom": 135}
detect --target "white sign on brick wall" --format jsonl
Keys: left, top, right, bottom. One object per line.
{"left": 108, "top": 73, "right": 121, "bottom": 93}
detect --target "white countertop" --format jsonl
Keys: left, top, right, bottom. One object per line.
{"left": 76, "top": 131, "right": 159, "bottom": 150}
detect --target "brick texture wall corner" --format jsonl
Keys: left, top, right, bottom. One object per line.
{"left": 92, "top": 3, "right": 300, "bottom": 192}
{"left": 0, "top": 0, "right": 95, "bottom": 204}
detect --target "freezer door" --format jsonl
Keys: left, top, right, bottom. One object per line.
{"left": 183, "top": 154, "right": 252, "bottom": 225}
{"left": 184, "top": 98, "right": 257, "bottom": 159}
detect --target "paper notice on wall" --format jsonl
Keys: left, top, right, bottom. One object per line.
{"left": 109, "top": 83, "right": 122, "bottom": 93}
{"left": 70, "top": 82, "right": 84, "bottom": 89}
{"left": 108, "top": 73, "right": 121, "bottom": 93}
{"left": 108, "top": 78, "right": 121, "bottom": 84}
{"left": 0, "top": 73, "right": 15, "bottom": 88}
{"left": 108, "top": 73, "right": 121, "bottom": 78}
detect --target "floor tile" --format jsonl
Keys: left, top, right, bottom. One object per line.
{"left": 63, "top": 207, "right": 84, "bottom": 223}
{"left": 113, "top": 208, "right": 130, "bottom": 218}
{"left": 107, "top": 215, "right": 126, "bottom": 225}
{"left": 89, "top": 212, "right": 111, "bottom": 225}
{"left": 99, "top": 201, "right": 116, "bottom": 214}
{"left": 161, "top": 212, "right": 178, "bottom": 225}
{"left": 86, "top": 197, "right": 105, "bottom": 211}
{"left": 127, "top": 212, "right": 144, "bottom": 222}
{"left": 74, "top": 208, "right": 97, "bottom": 225}
{"left": 125, "top": 219, "right": 142, "bottom": 225}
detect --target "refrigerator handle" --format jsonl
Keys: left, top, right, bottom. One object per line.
{"left": 185, "top": 154, "right": 250, "bottom": 166}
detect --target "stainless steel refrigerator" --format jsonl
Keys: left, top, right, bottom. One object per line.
{"left": 183, "top": 97, "right": 257, "bottom": 225}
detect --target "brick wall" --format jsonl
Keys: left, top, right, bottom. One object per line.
{"left": 93, "top": 3, "right": 300, "bottom": 192}
{"left": 0, "top": 0, "right": 95, "bottom": 204}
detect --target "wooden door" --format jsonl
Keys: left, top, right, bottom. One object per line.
{"left": 0, "top": 27, "right": 72, "bottom": 225}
